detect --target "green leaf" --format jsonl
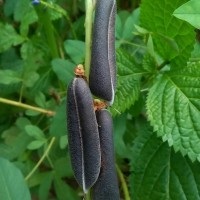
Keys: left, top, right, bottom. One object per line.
{"left": 0, "top": 23, "right": 25, "bottom": 53}
{"left": 14, "top": 0, "right": 30, "bottom": 22}
{"left": 39, "top": 172, "right": 54, "bottom": 200}
{"left": 140, "top": 0, "right": 195, "bottom": 68}
{"left": 0, "top": 70, "right": 21, "bottom": 85}
{"left": 35, "top": 92, "right": 46, "bottom": 108}
{"left": 109, "top": 49, "right": 147, "bottom": 115}
{"left": 64, "top": 40, "right": 85, "bottom": 63}
{"left": 27, "top": 140, "right": 46, "bottom": 150}
{"left": 113, "top": 114, "right": 129, "bottom": 158}
{"left": 147, "top": 63, "right": 200, "bottom": 162}
{"left": 59, "top": 135, "right": 68, "bottom": 149}
{"left": 50, "top": 100, "right": 67, "bottom": 137}
{"left": 173, "top": 0, "right": 200, "bottom": 29}
{"left": 51, "top": 59, "right": 75, "bottom": 85}
{"left": 116, "top": 9, "right": 140, "bottom": 40}
{"left": 54, "top": 177, "right": 79, "bottom": 200}
{"left": 23, "top": 71, "right": 39, "bottom": 88}
{"left": 3, "top": 0, "right": 17, "bottom": 17}
{"left": 130, "top": 119, "right": 200, "bottom": 200}
{"left": 0, "top": 118, "right": 31, "bottom": 160}
{"left": 0, "top": 157, "right": 31, "bottom": 200}
{"left": 25, "top": 125, "right": 45, "bottom": 140}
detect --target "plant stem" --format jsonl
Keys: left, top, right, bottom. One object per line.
{"left": 85, "top": 190, "right": 91, "bottom": 200}
{"left": 84, "top": 0, "right": 95, "bottom": 78}
{"left": 0, "top": 97, "right": 55, "bottom": 116}
{"left": 25, "top": 137, "right": 56, "bottom": 181}
{"left": 116, "top": 164, "right": 131, "bottom": 200}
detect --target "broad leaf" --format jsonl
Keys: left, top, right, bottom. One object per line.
{"left": 51, "top": 59, "right": 75, "bottom": 85}
{"left": 50, "top": 100, "right": 67, "bottom": 137}
{"left": 130, "top": 119, "right": 200, "bottom": 200}
{"left": 110, "top": 49, "right": 147, "bottom": 115}
{"left": 173, "top": 0, "right": 200, "bottom": 29}
{"left": 0, "top": 157, "right": 31, "bottom": 200}
{"left": 64, "top": 40, "right": 85, "bottom": 64}
{"left": 140, "top": 0, "right": 195, "bottom": 68}
{"left": 147, "top": 63, "right": 200, "bottom": 162}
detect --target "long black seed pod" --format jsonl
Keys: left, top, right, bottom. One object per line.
{"left": 67, "top": 78, "right": 101, "bottom": 193}
{"left": 89, "top": 0, "right": 117, "bottom": 105}
{"left": 92, "top": 109, "right": 120, "bottom": 199}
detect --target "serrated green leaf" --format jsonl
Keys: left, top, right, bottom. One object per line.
{"left": 0, "top": 157, "right": 31, "bottom": 200}
{"left": 0, "top": 23, "right": 25, "bottom": 53}
{"left": 51, "top": 59, "right": 74, "bottom": 85}
{"left": 147, "top": 63, "right": 200, "bottom": 162}
{"left": 173, "top": 0, "right": 200, "bottom": 29}
{"left": 19, "top": 8, "right": 38, "bottom": 36}
{"left": 27, "top": 140, "right": 46, "bottom": 150}
{"left": 140, "top": 0, "right": 195, "bottom": 68}
{"left": 25, "top": 125, "right": 45, "bottom": 140}
{"left": 130, "top": 119, "right": 200, "bottom": 200}
{"left": 0, "top": 70, "right": 21, "bottom": 85}
{"left": 64, "top": 40, "right": 85, "bottom": 63}
{"left": 110, "top": 49, "right": 147, "bottom": 115}
{"left": 14, "top": 0, "right": 30, "bottom": 22}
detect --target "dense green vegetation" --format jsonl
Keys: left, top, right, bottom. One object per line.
{"left": 0, "top": 0, "right": 200, "bottom": 199}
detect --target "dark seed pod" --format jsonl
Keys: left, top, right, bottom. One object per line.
{"left": 92, "top": 109, "right": 120, "bottom": 200}
{"left": 89, "top": 0, "right": 117, "bottom": 105}
{"left": 67, "top": 78, "right": 101, "bottom": 193}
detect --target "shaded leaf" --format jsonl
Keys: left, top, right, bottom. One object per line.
{"left": 50, "top": 100, "right": 67, "bottom": 137}
{"left": 52, "top": 59, "right": 74, "bottom": 85}
{"left": 0, "top": 157, "right": 31, "bottom": 200}
{"left": 0, "top": 70, "right": 21, "bottom": 85}
{"left": 0, "top": 23, "right": 25, "bottom": 53}
{"left": 64, "top": 40, "right": 85, "bottom": 63}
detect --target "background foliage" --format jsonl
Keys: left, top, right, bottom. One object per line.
{"left": 0, "top": 0, "right": 200, "bottom": 199}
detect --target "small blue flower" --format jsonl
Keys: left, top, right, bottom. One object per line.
{"left": 32, "top": 0, "right": 40, "bottom": 5}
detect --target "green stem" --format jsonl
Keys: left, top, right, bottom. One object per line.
{"left": 35, "top": 5, "right": 59, "bottom": 58}
{"left": 84, "top": 0, "right": 95, "bottom": 78}
{"left": 85, "top": 190, "right": 91, "bottom": 200}
{"left": 116, "top": 164, "right": 131, "bottom": 200}
{"left": 25, "top": 137, "right": 56, "bottom": 181}
{"left": 0, "top": 97, "right": 55, "bottom": 116}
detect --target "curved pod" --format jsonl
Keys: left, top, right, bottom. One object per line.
{"left": 67, "top": 78, "right": 101, "bottom": 193}
{"left": 90, "top": 0, "right": 117, "bottom": 105}
{"left": 92, "top": 109, "right": 120, "bottom": 199}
